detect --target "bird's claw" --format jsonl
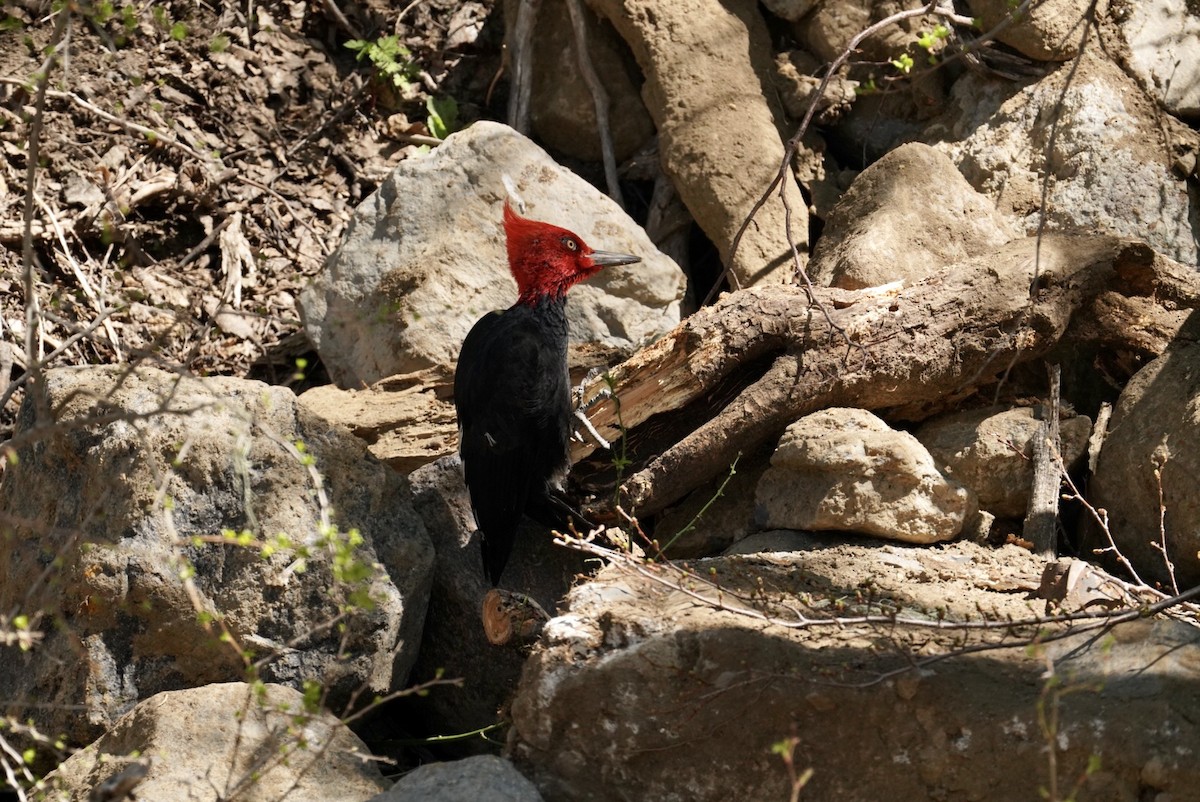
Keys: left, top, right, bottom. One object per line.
{"left": 572, "top": 366, "right": 608, "bottom": 409}
{"left": 573, "top": 407, "right": 611, "bottom": 450}
{"left": 570, "top": 367, "right": 613, "bottom": 449}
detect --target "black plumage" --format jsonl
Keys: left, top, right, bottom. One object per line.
{"left": 453, "top": 202, "right": 640, "bottom": 586}
{"left": 454, "top": 297, "right": 572, "bottom": 585}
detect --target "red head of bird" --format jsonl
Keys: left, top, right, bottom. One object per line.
{"left": 503, "top": 200, "right": 640, "bottom": 306}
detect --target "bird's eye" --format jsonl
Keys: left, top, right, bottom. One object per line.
{"left": 562, "top": 237, "right": 579, "bottom": 251}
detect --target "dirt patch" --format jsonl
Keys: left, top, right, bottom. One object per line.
{"left": 0, "top": 0, "right": 502, "bottom": 430}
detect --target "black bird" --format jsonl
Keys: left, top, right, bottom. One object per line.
{"left": 454, "top": 201, "right": 640, "bottom": 585}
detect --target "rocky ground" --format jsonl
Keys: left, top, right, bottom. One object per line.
{"left": 2, "top": 1, "right": 1200, "bottom": 801}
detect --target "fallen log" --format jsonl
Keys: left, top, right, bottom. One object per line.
{"left": 573, "top": 235, "right": 1200, "bottom": 516}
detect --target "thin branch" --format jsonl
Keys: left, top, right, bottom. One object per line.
{"left": 0, "top": 78, "right": 220, "bottom": 167}
{"left": 506, "top": 0, "right": 541, "bottom": 134}
{"left": 566, "top": 0, "right": 623, "bottom": 208}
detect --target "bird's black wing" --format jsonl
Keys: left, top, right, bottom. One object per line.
{"left": 454, "top": 305, "right": 572, "bottom": 585}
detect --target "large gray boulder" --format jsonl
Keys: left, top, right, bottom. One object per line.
{"left": 369, "top": 755, "right": 543, "bottom": 802}
{"left": 966, "top": 0, "right": 1092, "bottom": 61}
{"left": 755, "top": 408, "right": 975, "bottom": 543}
{"left": 1110, "top": 0, "right": 1200, "bottom": 119}
{"left": 43, "top": 682, "right": 389, "bottom": 802}
{"left": 928, "top": 51, "right": 1199, "bottom": 266}
{"left": 510, "top": 542, "right": 1200, "bottom": 800}
{"left": 300, "top": 121, "right": 686, "bottom": 388}
{"left": 1088, "top": 342, "right": 1200, "bottom": 588}
{"left": 917, "top": 404, "right": 1092, "bottom": 519}
{"left": 809, "top": 143, "right": 1018, "bottom": 289}
{"left": 0, "top": 366, "right": 433, "bottom": 746}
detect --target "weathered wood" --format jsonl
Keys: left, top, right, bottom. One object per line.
{"left": 1024, "top": 364, "right": 1062, "bottom": 556}
{"left": 297, "top": 366, "right": 456, "bottom": 473}
{"left": 576, "top": 235, "right": 1200, "bottom": 516}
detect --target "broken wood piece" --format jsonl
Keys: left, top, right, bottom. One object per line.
{"left": 1023, "top": 364, "right": 1062, "bottom": 556}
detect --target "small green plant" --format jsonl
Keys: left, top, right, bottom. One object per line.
{"left": 601, "top": 372, "right": 632, "bottom": 509}
{"left": 426, "top": 95, "right": 458, "bottom": 140}
{"left": 345, "top": 35, "right": 419, "bottom": 91}
{"left": 916, "top": 24, "right": 951, "bottom": 63}
{"left": 771, "top": 736, "right": 814, "bottom": 802}
{"left": 917, "top": 24, "right": 950, "bottom": 51}
{"left": 1035, "top": 653, "right": 1104, "bottom": 802}
{"left": 120, "top": 4, "right": 137, "bottom": 37}
{"left": 890, "top": 52, "right": 914, "bottom": 74}
{"left": 92, "top": 1, "right": 115, "bottom": 25}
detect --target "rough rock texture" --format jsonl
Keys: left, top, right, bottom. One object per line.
{"left": 41, "top": 683, "right": 389, "bottom": 802}
{"left": 809, "top": 143, "right": 1018, "bottom": 288}
{"left": 510, "top": 543, "right": 1200, "bottom": 801}
{"left": 796, "top": 0, "right": 923, "bottom": 63}
{"left": 755, "top": 408, "right": 974, "bottom": 543}
{"left": 967, "top": 0, "right": 1092, "bottom": 61}
{"left": 771, "top": 54, "right": 855, "bottom": 221}
{"left": 0, "top": 366, "right": 433, "bottom": 745}
{"left": 1088, "top": 343, "right": 1200, "bottom": 588}
{"left": 298, "top": 367, "right": 457, "bottom": 473}
{"left": 506, "top": 0, "right": 655, "bottom": 162}
{"left": 928, "top": 51, "right": 1200, "bottom": 266}
{"left": 299, "top": 121, "right": 686, "bottom": 388}
{"left": 403, "top": 456, "right": 587, "bottom": 751}
{"left": 773, "top": 50, "right": 858, "bottom": 127}
{"left": 590, "top": 0, "right": 809, "bottom": 288}
{"left": 1113, "top": 0, "right": 1200, "bottom": 119}
{"left": 722, "top": 528, "right": 815, "bottom": 555}
{"left": 760, "top": 0, "right": 818, "bottom": 23}
{"left": 917, "top": 405, "right": 1092, "bottom": 519}
{"left": 368, "top": 755, "right": 544, "bottom": 802}
{"left": 798, "top": 1, "right": 947, "bottom": 162}
{"left": 651, "top": 449, "right": 768, "bottom": 558}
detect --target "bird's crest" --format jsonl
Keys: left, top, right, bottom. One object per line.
{"left": 503, "top": 200, "right": 590, "bottom": 305}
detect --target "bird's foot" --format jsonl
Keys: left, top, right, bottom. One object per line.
{"left": 571, "top": 366, "right": 609, "bottom": 409}
{"left": 571, "top": 367, "right": 613, "bottom": 449}
{"left": 481, "top": 588, "right": 550, "bottom": 646}
{"left": 572, "top": 407, "right": 610, "bottom": 449}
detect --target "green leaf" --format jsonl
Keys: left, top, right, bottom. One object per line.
{"left": 94, "top": 1, "right": 115, "bottom": 24}
{"left": 426, "top": 95, "right": 458, "bottom": 139}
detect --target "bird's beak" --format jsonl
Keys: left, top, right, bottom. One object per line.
{"left": 589, "top": 250, "right": 641, "bottom": 268}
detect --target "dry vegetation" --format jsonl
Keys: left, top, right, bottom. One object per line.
{"left": 0, "top": 0, "right": 500, "bottom": 426}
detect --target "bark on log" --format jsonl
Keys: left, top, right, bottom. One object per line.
{"left": 572, "top": 235, "right": 1200, "bottom": 517}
